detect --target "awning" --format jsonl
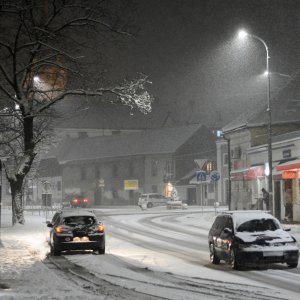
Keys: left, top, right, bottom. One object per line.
{"left": 230, "top": 166, "right": 265, "bottom": 181}
{"left": 276, "top": 159, "right": 300, "bottom": 171}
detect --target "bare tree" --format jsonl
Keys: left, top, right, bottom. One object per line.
{"left": 0, "top": 0, "right": 152, "bottom": 224}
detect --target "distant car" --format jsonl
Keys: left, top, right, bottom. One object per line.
{"left": 208, "top": 210, "right": 299, "bottom": 270}
{"left": 47, "top": 209, "right": 105, "bottom": 256}
{"left": 68, "top": 195, "right": 89, "bottom": 208}
{"left": 166, "top": 199, "right": 187, "bottom": 209}
{"left": 138, "top": 193, "right": 169, "bottom": 208}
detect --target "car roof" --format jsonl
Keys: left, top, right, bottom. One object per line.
{"left": 219, "top": 210, "right": 277, "bottom": 227}
{"left": 58, "top": 209, "right": 96, "bottom": 218}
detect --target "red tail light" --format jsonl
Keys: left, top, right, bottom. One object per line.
{"left": 83, "top": 198, "right": 88, "bottom": 203}
{"left": 73, "top": 198, "right": 79, "bottom": 203}
{"left": 55, "top": 226, "right": 63, "bottom": 233}
{"left": 97, "top": 224, "right": 104, "bottom": 233}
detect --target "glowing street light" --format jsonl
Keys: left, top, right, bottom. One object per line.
{"left": 238, "top": 29, "right": 276, "bottom": 217}
{"left": 238, "top": 30, "right": 248, "bottom": 39}
{"left": 263, "top": 70, "right": 291, "bottom": 79}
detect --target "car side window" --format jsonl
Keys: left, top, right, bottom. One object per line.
{"left": 212, "top": 216, "right": 225, "bottom": 234}
{"left": 227, "top": 217, "right": 233, "bottom": 231}
{"left": 52, "top": 212, "right": 60, "bottom": 224}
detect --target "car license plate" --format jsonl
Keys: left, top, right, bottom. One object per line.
{"left": 73, "top": 236, "right": 90, "bottom": 242}
{"left": 263, "top": 251, "right": 283, "bottom": 257}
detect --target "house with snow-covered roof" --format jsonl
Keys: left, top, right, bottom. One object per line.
{"left": 53, "top": 124, "right": 216, "bottom": 206}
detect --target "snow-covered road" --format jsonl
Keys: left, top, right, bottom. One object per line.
{"left": 1, "top": 206, "right": 300, "bottom": 299}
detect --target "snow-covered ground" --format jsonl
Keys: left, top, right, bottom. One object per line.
{"left": 0, "top": 207, "right": 300, "bottom": 299}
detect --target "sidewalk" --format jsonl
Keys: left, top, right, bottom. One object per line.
{"left": 0, "top": 209, "right": 98, "bottom": 299}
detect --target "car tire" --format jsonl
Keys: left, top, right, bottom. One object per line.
{"left": 287, "top": 261, "right": 298, "bottom": 268}
{"left": 147, "top": 202, "right": 153, "bottom": 208}
{"left": 50, "top": 244, "right": 61, "bottom": 256}
{"left": 98, "top": 247, "right": 105, "bottom": 255}
{"left": 229, "top": 248, "right": 240, "bottom": 270}
{"left": 209, "top": 243, "right": 220, "bottom": 264}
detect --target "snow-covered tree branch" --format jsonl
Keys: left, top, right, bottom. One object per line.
{"left": 0, "top": 0, "right": 153, "bottom": 224}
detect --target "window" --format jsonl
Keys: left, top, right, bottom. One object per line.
{"left": 165, "top": 160, "right": 174, "bottom": 174}
{"left": 78, "top": 131, "right": 88, "bottom": 138}
{"left": 129, "top": 161, "right": 134, "bottom": 177}
{"left": 56, "top": 181, "right": 62, "bottom": 191}
{"left": 152, "top": 185, "right": 158, "bottom": 193}
{"left": 95, "top": 166, "right": 101, "bottom": 179}
{"left": 113, "top": 164, "right": 118, "bottom": 178}
{"left": 151, "top": 160, "right": 158, "bottom": 176}
{"left": 81, "top": 167, "right": 86, "bottom": 180}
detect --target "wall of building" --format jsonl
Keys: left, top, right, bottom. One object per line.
{"left": 62, "top": 156, "right": 146, "bottom": 205}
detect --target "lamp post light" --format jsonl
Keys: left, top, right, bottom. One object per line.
{"left": 238, "top": 30, "right": 276, "bottom": 217}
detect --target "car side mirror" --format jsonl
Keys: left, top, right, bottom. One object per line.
{"left": 223, "top": 228, "right": 232, "bottom": 234}
{"left": 47, "top": 222, "right": 53, "bottom": 228}
{"left": 284, "top": 228, "right": 291, "bottom": 232}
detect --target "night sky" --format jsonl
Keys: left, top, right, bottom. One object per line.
{"left": 113, "top": 0, "right": 300, "bottom": 128}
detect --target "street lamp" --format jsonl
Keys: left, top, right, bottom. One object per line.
{"left": 238, "top": 30, "right": 276, "bottom": 217}
{"left": 263, "top": 71, "right": 291, "bottom": 79}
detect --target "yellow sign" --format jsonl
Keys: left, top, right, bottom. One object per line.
{"left": 124, "top": 180, "right": 139, "bottom": 190}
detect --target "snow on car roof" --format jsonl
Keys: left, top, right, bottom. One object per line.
{"left": 59, "top": 209, "right": 96, "bottom": 218}
{"left": 221, "top": 210, "right": 277, "bottom": 228}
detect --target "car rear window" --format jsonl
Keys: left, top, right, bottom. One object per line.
{"left": 63, "top": 216, "right": 96, "bottom": 226}
{"left": 237, "top": 218, "right": 279, "bottom": 232}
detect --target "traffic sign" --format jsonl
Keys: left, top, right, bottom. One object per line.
{"left": 196, "top": 171, "right": 207, "bottom": 182}
{"left": 210, "top": 171, "right": 220, "bottom": 182}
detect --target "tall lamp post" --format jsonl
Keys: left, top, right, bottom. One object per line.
{"left": 238, "top": 30, "right": 275, "bottom": 217}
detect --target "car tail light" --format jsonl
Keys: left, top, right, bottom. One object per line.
{"left": 97, "top": 224, "right": 104, "bottom": 233}
{"left": 73, "top": 198, "right": 79, "bottom": 204}
{"left": 55, "top": 226, "right": 63, "bottom": 233}
{"left": 83, "top": 198, "right": 88, "bottom": 203}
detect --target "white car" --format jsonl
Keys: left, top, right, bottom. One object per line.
{"left": 138, "top": 193, "right": 168, "bottom": 208}
{"left": 166, "top": 199, "right": 187, "bottom": 209}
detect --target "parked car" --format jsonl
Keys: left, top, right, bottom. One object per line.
{"left": 208, "top": 210, "right": 299, "bottom": 270}
{"left": 138, "top": 193, "right": 169, "bottom": 208}
{"left": 47, "top": 209, "right": 105, "bottom": 256}
{"left": 166, "top": 199, "right": 187, "bottom": 209}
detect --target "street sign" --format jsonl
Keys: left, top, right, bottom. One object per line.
{"left": 196, "top": 171, "right": 207, "bottom": 182}
{"left": 124, "top": 179, "right": 139, "bottom": 190}
{"left": 98, "top": 178, "right": 105, "bottom": 188}
{"left": 210, "top": 171, "right": 220, "bottom": 182}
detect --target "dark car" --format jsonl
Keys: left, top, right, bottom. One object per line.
{"left": 47, "top": 209, "right": 105, "bottom": 256}
{"left": 208, "top": 210, "right": 299, "bottom": 270}
{"left": 68, "top": 195, "right": 89, "bottom": 208}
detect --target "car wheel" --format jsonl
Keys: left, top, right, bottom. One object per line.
{"left": 98, "top": 247, "right": 105, "bottom": 255}
{"left": 50, "top": 244, "right": 61, "bottom": 256}
{"left": 229, "top": 248, "right": 240, "bottom": 270}
{"left": 147, "top": 202, "right": 153, "bottom": 208}
{"left": 287, "top": 261, "right": 298, "bottom": 268}
{"left": 209, "top": 243, "right": 220, "bottom": 264}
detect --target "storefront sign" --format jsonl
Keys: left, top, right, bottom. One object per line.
{"left": 282, "top": 149, "right": 291, "bottom": 159}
